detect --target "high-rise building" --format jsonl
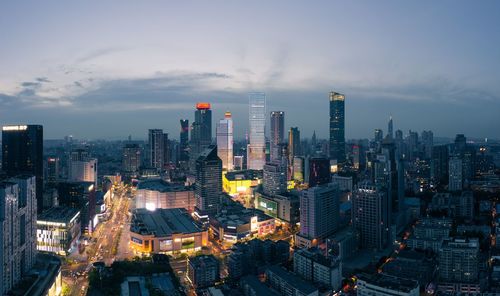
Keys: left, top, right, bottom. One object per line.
{"left": 195, "top": 145, "right": 222, "bottom": 215}
{"left": 421, "top": 130, "right": 433, "bottom": 159}
{"left": 329, "top": 92, "right": 345, "bottom": 163}
{"left": 69, "top": 151, "right": 98, "bottom": 186}
{"left": 148, "top": 129, "right": 164, "bottom": 171}
{"left": 288, "top": 127, "right": 300, "bottom": 160}
{"left": 270, "top": 111, "right": 285, "bottom": 162}
{"left": 0, "top": 176, "right": 37, "bottom": 294}
{"left": 187, "top": 255, "right": 220, "bottom": 289}
{"left": 2, "top": 125, "right": 43, "bottom": 212}
{"left": 190, "top": 103, "right": 213, "bottom": 172}
{"left": 431, "top": 145, "right": 449, "bottom": 186}
{"left": 298, "top": 183, "right": 340, "bottom": 242}
{"left": 293, "top": 156, "right": 305, "bottom": 183}
{"left": 352, "top": 183, "right": 390, "bottom": 250}
{"left": 163, "top": 133, "right": 170, "bottom": 167}
{"left": 46, "top": 157, "right": 60, "bottom": 185}
{"left": 439, "top": 238, "right": 479, "bottom": 284}
{"left": 122, "top": 143, "right": 141, "bottom": 175}
{"left": 216, "top": 111, "right": 234, "bottom": 171}
{"left": 387, "top": 115, "right": 393, "bottom": 139}
{"left": 374, "top": 129, "right": 384, "bottom": 143}
{"left": 263, "top": 162, "right": 287, "bottom": 196}
{"left": 293, "top": 248, "right": 342, "bottom": 291}
{"left": 179, "top": 119, "right": 189, "bottom": 162}
{"left": 448, "top": 157, "right": 463, "bottom": 191}
{"left": 247, "top": 93, "right": 266, "bottom": 170}
{"left": 307, "top": 157, "right": 330, "bottom": 187}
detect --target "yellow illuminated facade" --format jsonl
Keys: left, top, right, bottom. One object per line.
{"left": 222, "top": 170, "right": 262, "bottom": 196}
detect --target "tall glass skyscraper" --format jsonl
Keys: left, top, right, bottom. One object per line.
{"left": 195, "top": 145, "right": 222, "bottom": 215}
{"left": 148, "top": 129, "right": 164, "bottom": 171}
{"left": 329, "top": 91, "right": 345, "bottom": 163}
{"left": 216, "top": 111, "right": 234, "bottom": 171}
{"left": 270, "top": 111, "right": 285, "bottom": 162}
{"left": 179, "top": 119, "right": 189, "bottom": 162}
{"left": 190, "top": 103, "right": 212, "bottom": 172}
{"left": 2, "top": 125, "right": 44, "bottom": 212}
{"left": 248, "top": 92, "right": 266, "bottom": 170}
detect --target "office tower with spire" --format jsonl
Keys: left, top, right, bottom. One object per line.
{"left": 190, "top": 103, "right": 213, "bottom": 171}
{"left": 216, "top": 111, "right": 234, "bottom": 171}
{"left": 179, "top": 119, "right": 189, "bottom": 163}
{"left": 2, "top": 125, "right": 44, "bottom": 212}
{"left": 148, "top": 129, "right": 164, "bottom": 171}
{"left": 247, "top": 93, "right": 266, "bottom": 170}
{"left": 270, "top": 111, "right": 285, "bottom": 162}
{"left": 195, "top": 145, "right": 222, "bottom": 216}
{"left": 329, "top": 92, "right": 345, "bottom": 164}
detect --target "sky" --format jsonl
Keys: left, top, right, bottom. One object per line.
{"left": 1, "top": 1, "right": 499, "bottom": 141}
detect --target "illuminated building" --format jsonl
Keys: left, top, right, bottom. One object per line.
{"left": 187, "top": 255, "right": 220, "bottom": 289}
{"left": 296, "top": 183, "right": 340, "bottom": 248}
{"left": 292, "top": 156, "right": 304, "bottom": 183}
{"left": 329, "top": 92, "right": 345, "bottom": 163}
{"left": 216, "top": 111, "right": 234, "bottom": 171}
{"left": 209, "top": 201, "right": 275, "bottom": 244}
{"left": 148, "top": 129, "right": 164, "bottom": 171}
{"left": 36, "top": 206, "right": 81, "bottom": 256}
{"left": 351, "top": 183, "right": 390, "bottom": 250}
{"left": 46, "top": 157, "right": 59, "bottom": 185}
{"left": 270, "top": 111, "right": 285, "bottom": 162}
{"left": 288, "top": 127, "right": 300, "bottom": 164}
{"left": 57, "top": 181, "right": 97, "bottom": 234}
{"left": 179, "top": 119, "right": 189, "bottom": 162}
{"left": 307, "top": 157, "right": 330, "bottom": 186}
{"left": 247, "top": 93, "right": 266, "bottom": 170}
{"left": 0, "top": 176, "right": 37, "bottom": 294}
{"left": 255, "top": 191, "right": 300, "bottom": 224}
{"left": 129, "top": 208, "right": 207, "bottom": 254}
{"left": 194, "top": 145, "right": 222, "bottom": 216}
{"left": 2, "top": 124, "right": 44, "bottom": 212}
{"left": 233, "top": 155, "right": 244, "bottom": 171}
{"left": 190, "top": 103, "right": 212, "bottom": 172}
{"left": 69, "top": 157, "right": 97, "bottom": 186}
{"left": 438, "top": 238, "right": 479, "bottom": 289}
{"left": 122, "top": 143, "right": 141, "bottom": 177}
{"left": 135, "top": 179, "right": 195, "bottom": 212}
{"left": 263, "top": 162, "right": 287, "bottom": 196}
{"left": 222, "top": 169, "right": 262, "bottom": 196}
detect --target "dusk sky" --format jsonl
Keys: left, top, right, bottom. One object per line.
{"left": 1, "top": 1, "right": 499, "bottom": 140}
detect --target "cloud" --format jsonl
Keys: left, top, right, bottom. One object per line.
{"left": 75, "top": 47, "right": 129, "bottom": 64}
{"left": 35, "top": 77, "right": 51, "bottom": 83}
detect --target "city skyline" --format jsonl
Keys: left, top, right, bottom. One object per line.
{"left": 1, "top": 1, "right": 500, "bottom": 140}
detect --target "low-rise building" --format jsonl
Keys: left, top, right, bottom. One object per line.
{"left": 255, "top": 190, "right": 300, "bottom": 224}
{"left": 240, "top": 275, "right": 280, "bottom": 296}
{"left": 135, "top": 179, "right": 195, "bottom": 212}
{"left": 382, "top": 249, "right": 437, "bottom": 287}
{"left": 210, "top": 202, "right": 275, "bottom": 244}
{"left": 407, "top": 217, "right": 452, "bottom": 253}
{"left": 356, "top": 273, "right": 419, "bottom": 296}
{"left": 293, "top": 248, "right": 342, "bottom": 291}
{"left": 130, "top": 208, "right": 207, "bottom": 255}
{"left": 222, "top": 169, "right": 262, "bottom": 196}
{"left": 187, "top": 255, "right": 220, "bottom": 289}
{"left": 37, "top": 206, "right": 81, "bottom": 255}
{"left": 265, "top": 265, "right": 319, "bottom": 296}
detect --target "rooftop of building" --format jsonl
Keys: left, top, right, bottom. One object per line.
{"left": 357, "top": 273, "right": 419, "bottom": 292}
{"left": 266, "top": 265, "right": 318, "bottom": 295}
{"left": 294, "top": 247, "right": 339, "bottom": 267}
{"left": 131, "top": 208, "right": 202, "bottom": 237}
{"left": 224, "top": 169, "right": 263, "bottom": 181}
{"left": 188, "top": 255, "right": 219, "bottom": 268}
{"left": 38, "top": 206, "right": 80, "bottom": 223}
{"left": 240, "top": 275, "right": 280, "bottom": 296}
{"left": 441, "top": 237, "right": 480, "bottom": 249}
{"left": 137, "top": 179, "right": 191, "bottom": 192}
{"left": 212, "top": 202, "right": 273, "bottom": 228}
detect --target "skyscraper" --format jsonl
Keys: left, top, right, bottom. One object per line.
{"left": 307, "top": 157, "right": 330, "bottom": 187}
{"left": 270, "top": 111, "right": 285, "bottom": 162}
{"left": 0, "top": 176, "right": 37, "bottom": 294}
{"left": 329, "top": 92, "right": 345, "bottom": 163}
{"left": 448, "top": 157, "right": 463, "bottom": 191}
{"left": 190, "top": 103, "right": 212, "bottom": 172}
{"left": 263, "top": 162, "right": 287, "bottom": 196}
{"left": 2, "top": 125, "right": 43, "bottom": 212}
{"left": 179, "top": 119, "right": 189, "bottom": 162}
{"left": 247, "top": 93, "right": 266, "bottom": 170}
{"left": 163, "top": 132, "right": 170, "bottom": 167}
{"left": 195, "top": 145, "right": 222, "bottom": 215}
{"left": 122, "top": 143, "right": 141, "bottom": 175}
{"left": 421, "top": 130, "right": 434, "bottom": 159}
{"left": 216, "top": 111, "right": 234, "bottom": 171}
{"left": 352, "top": 183, "right": 390, "bottom": 250}
{"left": 387, "top": 115, "right": 393, "bottom": 139}
{"left": 298, "top": 183, "right": 340, "bottom": 244}
{"left": 148, "top": 129, "right": 164, "bottom": 171}
{"left": 288, "top": 127, "right": 300, "bottom": 160}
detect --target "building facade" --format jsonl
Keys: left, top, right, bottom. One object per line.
{"left": 247, "top": 93, "right": 266, "bottom": 170}
{"left": 216, "top": 111, "right": 234, "bottom": 171}
{"left": 194, "top": 145, "right": 222, "bottom": 215}
{"left": 270, "top": 111, "right": 285, "bottom": 162}
{"left": 329, "top": 92, "right": 345, "bottom": 163}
